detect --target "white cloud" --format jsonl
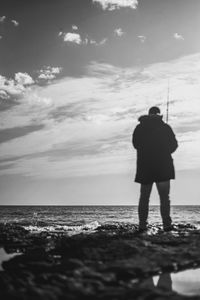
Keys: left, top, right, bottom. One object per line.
{"left": 0, "top": 72, "right": 34, "bottom": 101}
{"left": 138, "top": 35, "right": 146, "bottom": 43}
{"left": 174, "top": 33, "right": 184, "bottom": 41}
{"left": 99, "top": 38, "right": 107, "bottom": 45}
{"left": 114, "top": 28, "right": 124, "bottom": 37}
{"left": 38, "top": 66, "right": 62, "bottom": 81}
{"left": 15, "top": 72, "right": 34, "bottom": 85}
{"left": 51, "top": 67, "right": 61, "bottom": 74}
{"left": 60, "top": 31, "right": 106, "bottom": 46}
{"left": 63, "top": 32, "right": 82, "bottom": 44}
{"left": 0, "top": 73, "right": 34, "bottom": 100}
{"left": 38, "top": 74, "right": 54, "bottom": 80}
{"left": 11, "top": 20, "right": 19, "bottom": 27}
{"left": 88, "top": 37, "right": 108, "bottom": 46}
{"left": 72, "top": 24, "right": 78, "bottom": 31}
{"left": 0, "top": 90, "right": 9, "bottom": 99}
{"left": 0, "top": 36, "right": 2, "bottom": 40}
{"left": 90, "top": 39, "right": 97, "bottom": 45}
{"left": 1, "top": 53, "right": 200, "bottom": 179}
{"left": 93, "top": 0, "right": 138, "bottom": 10}
{"left": 0, "top": 16, "right": 6, "bottom": 23}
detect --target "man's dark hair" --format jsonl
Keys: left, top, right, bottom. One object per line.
{"left": 148, "top": 106, "right": 160, "bottom": 115}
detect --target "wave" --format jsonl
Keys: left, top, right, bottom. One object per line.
{"left": 23, "top": 220, "right": 100, "bottom": 235}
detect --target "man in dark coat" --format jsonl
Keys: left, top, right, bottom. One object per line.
{"left": 132, "top": 106, "right": 178, "bottom": 232}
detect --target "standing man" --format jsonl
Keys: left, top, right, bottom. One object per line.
{"left": 132, "top": 106, "right": 178, "bottom": 232}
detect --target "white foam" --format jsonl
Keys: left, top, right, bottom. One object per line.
{"left": 23, "top": 220, "right": 100, "bottom": 235}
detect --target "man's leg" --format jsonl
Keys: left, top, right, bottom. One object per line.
{"left": 138, "top": 184, "right": 153, "bottom": 230}
{"left": 156, "top": 181, "right": 172, "bottom": 229}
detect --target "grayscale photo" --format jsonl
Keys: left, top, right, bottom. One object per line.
{"left": 0, "top": 0, "right": 200, "bottom": 299}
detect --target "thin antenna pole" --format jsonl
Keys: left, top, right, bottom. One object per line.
{"left": 166, "top": 79, "right": 170, "bottom": 123}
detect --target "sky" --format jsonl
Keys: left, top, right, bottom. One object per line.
{"left": 0, "top": 0, "right": 200, "bottom": 205}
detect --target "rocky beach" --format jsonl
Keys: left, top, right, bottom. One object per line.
{"left": 0, "top": 223, "right": 200, "bottom": 299}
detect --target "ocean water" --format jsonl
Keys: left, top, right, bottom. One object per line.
{"left": 0, "top": 205, "right": 200, "bottom": 235}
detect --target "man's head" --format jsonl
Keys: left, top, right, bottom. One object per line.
{"left": 148, "top": 106, "right": 160, "bottom": 115}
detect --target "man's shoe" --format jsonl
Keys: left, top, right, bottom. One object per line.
{"left": 137, "top": 227, "right": 147, "bottom": 234}
{"left": 163, "top": 225, "right": 174, "bottom": 232}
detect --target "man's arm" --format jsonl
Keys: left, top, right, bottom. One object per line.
{"left": 132, "top": 125, "right": 140, "bottom": 149}
{"left": 166, "top": 125, "right": 178, "bottom": 153}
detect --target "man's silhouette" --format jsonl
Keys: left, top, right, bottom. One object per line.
{"left": 132, "top": 106, "right": 178, "bottom": 232}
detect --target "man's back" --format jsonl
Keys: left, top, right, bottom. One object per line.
{"left": 132, "top": 114, "right": 178, "bottom": 184}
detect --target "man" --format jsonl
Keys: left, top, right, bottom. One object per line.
{"left": 132, "top": 106, "right": 178, "bottom": 232}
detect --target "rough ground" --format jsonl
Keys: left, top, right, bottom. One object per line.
{"left": 0, "top": 223, "right": 200, "bottom": 299}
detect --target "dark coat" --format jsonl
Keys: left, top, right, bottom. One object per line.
{"left": 132, "top": 115, "right": 178, "bottom": 184}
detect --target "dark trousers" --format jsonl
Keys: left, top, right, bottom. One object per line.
{"left": 138, "top": 181, "right": 172, "bottom": 229}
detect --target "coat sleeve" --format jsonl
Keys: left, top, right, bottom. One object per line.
{"left": 132, "top": 125, "right": 140, "bottom": 149}
{"left": 166, "top": 125, "right": 178, "bottom": 153}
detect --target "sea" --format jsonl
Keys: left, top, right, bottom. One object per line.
{"left": 0, "top": 205, "right": 200, "bottom": 235}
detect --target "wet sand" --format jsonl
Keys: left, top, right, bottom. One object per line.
{"left": 0, "top": 223, "right": 200, "bottom": 299}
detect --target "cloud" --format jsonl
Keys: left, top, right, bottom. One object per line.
{"left": 98, "top": 38, "right": 108, "bottom": 45}
{"left": 0, "top": 125, "right": 45, "bottom": 144}
{"left": 59, "top": 31, "right": 107, "bottom": 46}
{"left": 0, "top": 72, "right": 34, "bottom": 106}
{"left": 38, "top": 66, "right": 62, "bottom": 81}
{"left": 1, "top": 53, "right": 200, "bottom": 178}
{"left": 89, "top": 39, "right": 98, "bottom": 45}
{"left": 72, "top": 24, "right": 78, "bottom": 31}
{"left": 138, "top": 35, "right": 146, "bottom": 43}
{"left": 0, "top": 16, "right": 6, "bottom": 23}
{"left": 11, "top": 20, "right": 19, "bottom": 27}
{"left": 0, "top": 73, "right": 33, "bottom": 100}
{"left": 88, "top": 37, "right": 107, "bottom": 46}
{"left": 63, "top": 32, "right": 82, "bottom": 44}
{"left": 0, "top": 90, "right": 9, "bottom": 100}
{"left": 173, "top": 33, "right": 184, "bottom": 41}
{"left": 114, "top": 28, "right": 124, "bottom": 37}
{"left": 0, "top": 36, "right": 2, "bottom": 40}
{"left": 0, "top": 17, "right": 19, "bottom": 26}
{"left": 15, "top": 72, "right": 34, "bottom": 86}
{"left": 92, "top": 0, "right": 138, "bottom": 10}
